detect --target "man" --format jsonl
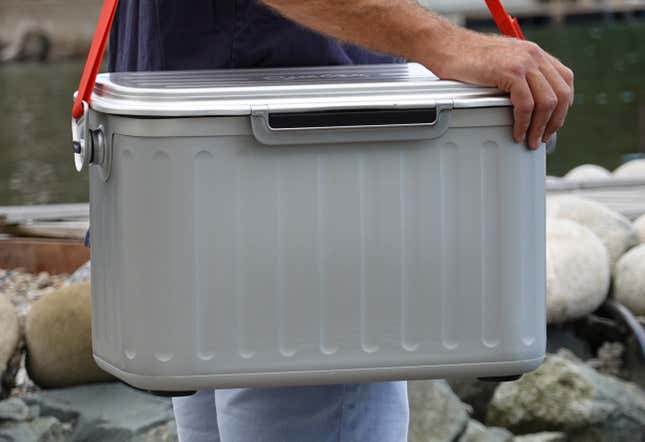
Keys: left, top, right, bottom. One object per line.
{"left": 109, "top": 1, "right": 573, "bottom": 441}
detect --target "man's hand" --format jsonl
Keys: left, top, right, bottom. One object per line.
{"left": 426, "top": 28, "right": 574, "bottom": 150}
{"left": 262, "top": 0, "right": 574, "bottom": 149}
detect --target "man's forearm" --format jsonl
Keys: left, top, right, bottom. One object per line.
{"left": 262, "top": 0, "right": 574, "bottom": 150}
{"left": 261, "top": 0, "right": 457, "bottom": 73}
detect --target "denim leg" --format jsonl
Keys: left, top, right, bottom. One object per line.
{"left": 172, "top": 390, "right": 220, "bottom": 442}
{"left": 214, "top": 381, "right": 408, "bottom": 442}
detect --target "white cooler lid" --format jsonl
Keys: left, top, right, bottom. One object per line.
{"left": 90, "top": 63, "right": 511, "bottom": 117}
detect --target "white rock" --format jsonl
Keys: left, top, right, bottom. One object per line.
{"left": 545, "top": 176, "right": 562, "bottom": 187}
{"left": 634, "top": 214, "right": 645, "bottom": 244}
{"left": 546, "top": 195, "right": 638, "bottom": 269}
{"left": 513, "top": 433, "right": 567, "bottom": 442}
{"left": 0, "top": 294, "right": 21, "bottom": 398}
{"left": 564, "top": 164, "right": 612, "bottom": 181}
{"left": 613, "top": 159, "right": 645, "bottom": 178}
{"left": 614, "top": 244, "right": 645, "bottom": 315}
{"left": 546, "top": 219, "right": 610, "bottom": 324}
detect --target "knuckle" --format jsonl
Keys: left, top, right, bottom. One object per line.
{"left": 516, "top": 100, "right": 534, "bottom": 116}
{"left": 537, "top": 94, "right": 558, "bottom": 111}
{"left": 563, "top": 67, "right": 574, "bottom": 85}
{"left": 508, "top": 63, "right": 527, "bottom": 79}
{"left": 555, "top": 84, "right": 571, "bottom": 102}
{"left": 525, "top": 42, "right": 542, "bottom": 58}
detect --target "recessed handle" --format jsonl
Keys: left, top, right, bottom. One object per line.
{"left": 250, "top": 102, "right": 452, "bottom": 145}
{"left": 267, "top": 107, "right": 439, "bottom": 130}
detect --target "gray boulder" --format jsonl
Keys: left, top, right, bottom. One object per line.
{"left": 486, "top": 354, "right": 645, "bottom": 441}
{"left": 0, "top": 398, "right": 31, "bottom": 421}
{"left": 133, "top": 420, "right": 178, "bottom": 442}
{"left": 564, "top": 164, "right": 611, "bottom": 181}
{"left": 458, "top": 419, "right": 513, "bottom": 442}
{"left": 23, "top": 382, "right": 174, "bottom": 442}
{"left": 613, "top": 159, "right": 645, "bottom": 179}
{"left": 408, "top": 380, "right": 470, "bottom": 442}
{"left": 634, "top": 214, "right": 645, "bottom": 244}
{"left": 0, "top": 416, "right": 72, "bottom": 442}
{"left": 0, "top": 294, "right": 21, "bottom": 399}
{"left": 546, "top": 195, "right": 638, "bottom": 270}
{"left": 545, "top": 218, "right": 610, "bottom": 323}
{"left": 614, "top": 244, "right": 645, "bottom": 315}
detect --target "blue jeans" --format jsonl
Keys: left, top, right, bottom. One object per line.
{"left": 172, "top": 382, "right": 409, "bottom": 442}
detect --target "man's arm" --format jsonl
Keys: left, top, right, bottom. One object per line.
{"left": 262, "top": 0, "right": 574, "bottom": 150}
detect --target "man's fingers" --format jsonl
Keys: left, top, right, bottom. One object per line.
{"left": 525, "top": 70, "right": 557, "bottom": 150}
{"left": 546, "top": 53, "right": 575, "bottom": 105}
{"left": 540, "top": 60, "right": 572, "bottom": 142}
{"left": 509, "top": 78, "right": 533, "bottom": 144}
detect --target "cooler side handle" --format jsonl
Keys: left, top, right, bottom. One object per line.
{"left": 250, "top": 102, "right": 452, "bottom": 145}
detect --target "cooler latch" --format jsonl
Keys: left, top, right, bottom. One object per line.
{"left": 71, "top": 101, "right": 111, "bottom": 180}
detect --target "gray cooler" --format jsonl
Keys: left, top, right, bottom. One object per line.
{"left": 74, "top": 63, "right": 546, "bottom": 392}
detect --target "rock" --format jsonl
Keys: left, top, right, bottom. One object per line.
{"left": 24, "top": 282, "right": 113, "bottom": 388}
{"left": 23, "top": 382, "right": 174, "bottom": 441}
{"left": 613, "top": 159, "right": 645, "bottom": 179}
{"left": 0, "top": 268, "right": 68, "bottom": 317}
{"left": 624, "top": 337, "right": 645, "bottom": 390}
{"left": 634, "top": 214, "right": 645, "bottom": 244}
{"left": 0, "top": 398, "right": 31, "bottom": 421}
{"left": 0, "top": 416, "right": 72, "bottom": 442}
{"left": 64, "top": 261, "right": 91, "bottom": 287}
{"left": 614, "top": 244, "right": 645, "bottom": 315}
{"left": 564, "top": 164, "right": 612, "bottom": 181}
{"left": 0, "top": 26, "right": 50, "bottom": 63}
{"left": 545, "top": 176, "right": 562, "bottom": 187}
{"left": 408, "top": 380, "right": 470, "bottom": 442}
{"left": 588, "top": 341, "right": 624, "bottom": 377}
{"left": 486, "top": 354, "right": 645, "bottom": 440}
{"left": 546, "top": 195, "right": 638, "bottom": 269}
{"left": 545, "top": 219, "right": 610, "bottom": 324}
{"left": 513, "top": 432, "right": 567, "bottom": 442}
{"left": 133, "top": 420, "right": 178, "bottom": 442}
{"left": 447, "top": 379, "right": 499, "bottom": 423}
{"left": 0, "top": 294, "right": 21, "bottom": 399}
{"left": 458, "top": 419, "right": 513, "bottom": 442}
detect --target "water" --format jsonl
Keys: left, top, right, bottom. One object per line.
{"left": 1, "top": 61, "right": 88, "bottom": 206}
{"left": 1, "top": 20, "right": 644, "bottom": 206}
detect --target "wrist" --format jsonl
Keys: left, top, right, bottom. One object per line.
{"left": 408, "top": 20, "right": 470, "bottom": 78}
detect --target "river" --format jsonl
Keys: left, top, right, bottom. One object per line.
{"left": 1, "top": 20, "right": 643, "bottom": 206}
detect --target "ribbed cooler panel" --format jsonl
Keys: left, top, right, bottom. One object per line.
{"left": 91, "top": 130, "right": 544, "bottom": 375}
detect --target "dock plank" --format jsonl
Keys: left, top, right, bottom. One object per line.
{"left": 0, "top": 203, "right": 89, "bottom": 224}
{"left": 547, "top": 178, "right": 645, "bottom": 220}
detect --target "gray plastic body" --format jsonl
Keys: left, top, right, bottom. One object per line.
{"left": 88, "top": 105, "right": 546, "bottom": 391}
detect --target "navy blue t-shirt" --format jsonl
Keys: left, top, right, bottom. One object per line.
{"left": 85, "top": 1, "right": 403, "bottom": 247}
{"left": 107, "top": 0, "right": 404, "bottom": 72}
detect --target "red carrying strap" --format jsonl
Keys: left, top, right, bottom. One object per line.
{"left": 71, "top": 0, "right": 522, "bottom": 119}
{"left": 485, "top": 0, "right": 525, "bottom": 39}
{"left": 71, "top": 0, "right": 119, "bottom": 119}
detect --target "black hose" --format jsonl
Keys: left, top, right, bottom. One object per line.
{"left": 599, "top": 300, "right": 645, "bottom": 361}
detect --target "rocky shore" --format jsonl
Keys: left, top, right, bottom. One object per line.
{"left": 1, "top": 161, "right": 644, "bottom": 441}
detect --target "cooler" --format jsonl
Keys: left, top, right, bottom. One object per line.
{"left": 73, "top": 62, "right": 547, "bottom": 392}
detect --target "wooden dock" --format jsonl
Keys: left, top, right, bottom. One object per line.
{"left": 0, "top": 178, "right": 642, "bottom": 274}
{"left": 421, "top": 0, "right": 645, "bottom": 24}
{"left": 1, "top": 176, "right": 644, "bottom": 238}
{"left": 546, "top": 177, "right": 645, "bottom": 220}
